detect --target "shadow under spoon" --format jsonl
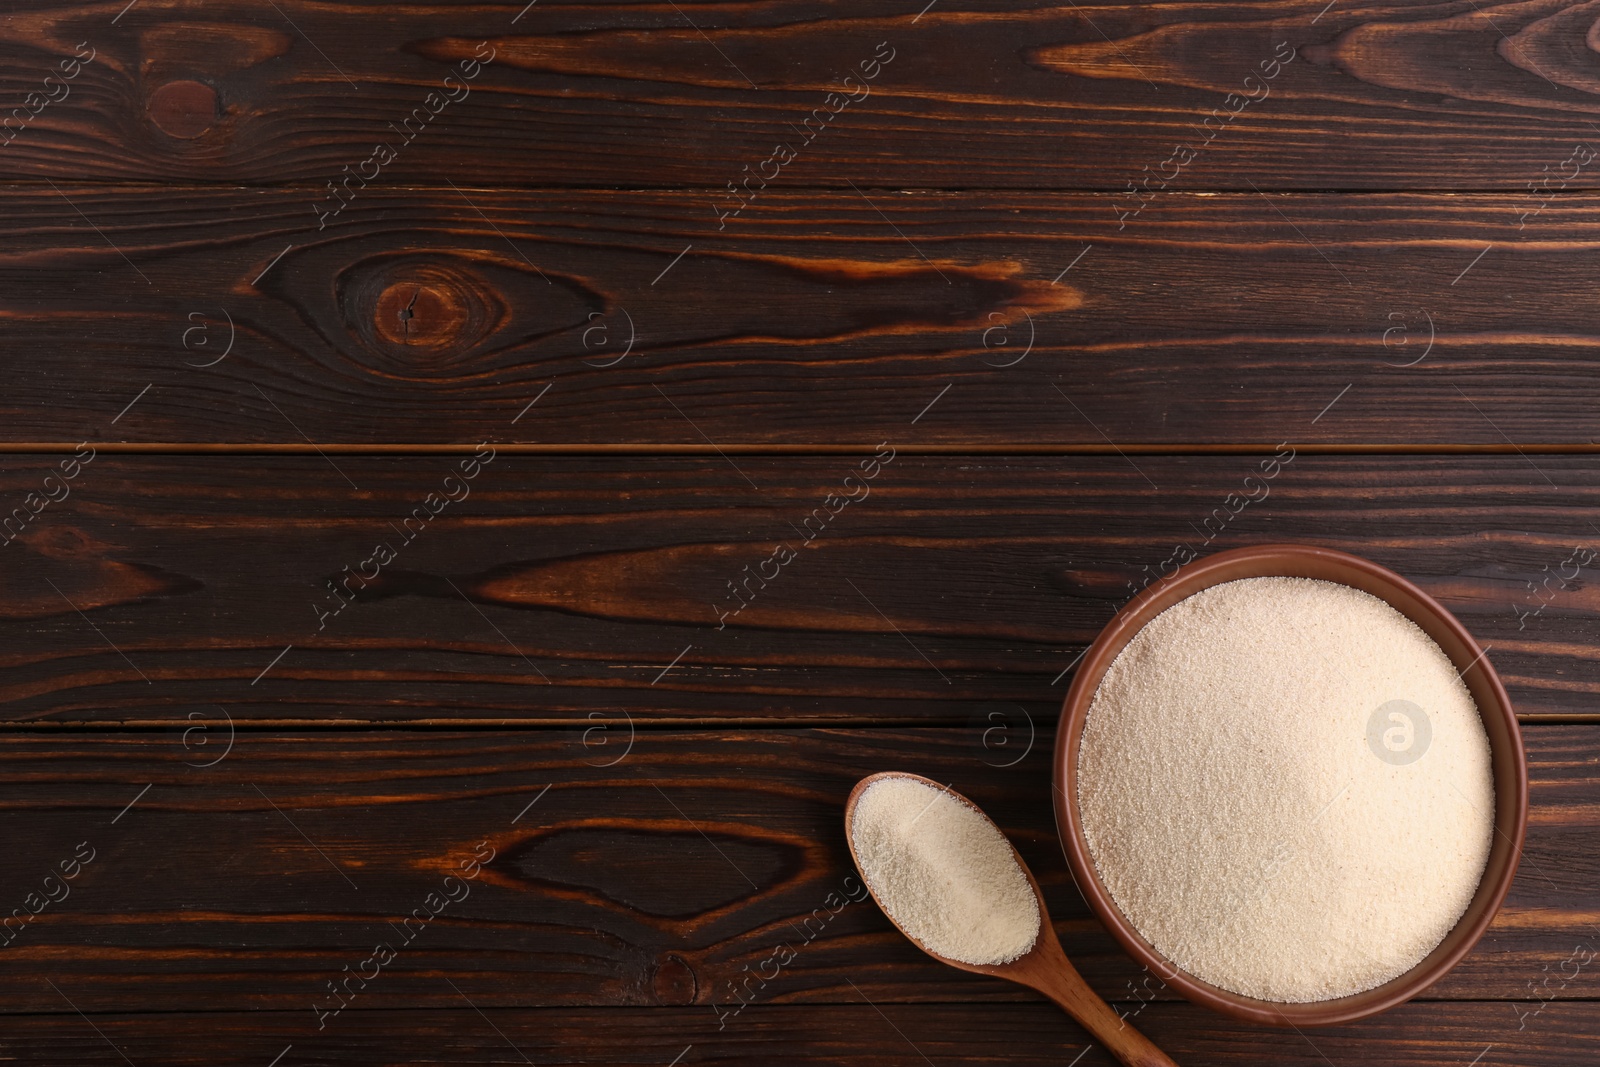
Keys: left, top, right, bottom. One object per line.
{"left": 844, "top": 771, "right": 1179, "bottom": 1067}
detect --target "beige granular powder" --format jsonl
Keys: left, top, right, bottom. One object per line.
{"left": 851, "top": 776, "right": 1041, "bottom": 965}
{"left": 1078, "top": 577, "right": 1494, "bottom": 1003}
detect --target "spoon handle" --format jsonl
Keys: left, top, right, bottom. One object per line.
{"left": 1026, "top": 941, "right": 1179, "bottom": 1067}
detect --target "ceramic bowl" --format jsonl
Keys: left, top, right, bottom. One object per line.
{"left": 1052, "top": 543, "right": 1527, "bottom": 1026}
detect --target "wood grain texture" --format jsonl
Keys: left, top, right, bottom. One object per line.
{"left": 0, "top": 726, "right": 1588, "bottom": 1014}
{"left": 4, "top": 186, "right": 1600, "bottom": 445}
{"left": 0, "top": 1002, "right": 1585, "bottom": 1066}
{"left": 1, "top": 0, "right": 1586, "bottom": 1060}
{"left": 1, "top": 454, "right": 1598, "bottom": 724}
{"left": 4, "top": 1, "right": 1600, "bottom": 190}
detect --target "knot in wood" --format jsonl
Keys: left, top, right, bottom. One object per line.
{"left": 147, "top": 80, "right": 218, "bottom": 139}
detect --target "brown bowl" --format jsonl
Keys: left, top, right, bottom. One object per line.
{"left": 1052, "top": 543, "right": 1527, "bottom": 1027}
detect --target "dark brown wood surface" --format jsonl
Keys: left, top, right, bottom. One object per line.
{"left": 3, "top": 186, "right": 1600, "bottom": 445}
{"left": 0, "top": 455, "right": 1599, "bottom": 724}
{"left": 4, "top": 0, "right": 1600, "bottom": 191}
{"left": 2, "top": 0, "right": 1597, "bottom": 1062}
{"left": 0, "top": 1002, "right": 1586, "bottom": 1066}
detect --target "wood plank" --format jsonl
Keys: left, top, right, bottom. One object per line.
{"left": 4, "top": 1, "right": 1600, "bottom": 190}
{"left": 0, "top": 726, "right": 1588, "bottom": 1014}
{"left": 0, "top": 1001, "right": 1583, "bottom": 1065}
{"left": 4, "top": 186, "right": 1600, "bottom": 445}
{"left": 0, "top": 454, "right": 1597, "bottom": 724}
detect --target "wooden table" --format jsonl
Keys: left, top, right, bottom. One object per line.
{"left": 0, "top": 1, "right": 1595, "bottom": 1063}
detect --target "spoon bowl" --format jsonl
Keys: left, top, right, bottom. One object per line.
{"left": 844, "top": 771, "right": 1179, "bottom": 1067}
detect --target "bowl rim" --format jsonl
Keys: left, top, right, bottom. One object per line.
{"left": 1052, "top": 543, "right": 1529, "bottom": 1027}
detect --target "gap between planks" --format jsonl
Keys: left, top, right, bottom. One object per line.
{"left": 0, "top": 715, "right": 1591, "bottom": 732}
{"left": 5, "top": 443, "right": 1600, "bottom": 456}
{"left": 0, "top": 998, "right": 1594, "bottom": 1018}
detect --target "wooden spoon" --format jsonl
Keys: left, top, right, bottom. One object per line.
{"left": 844, "top": 772, "right": 1179, "bottom": 1067}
